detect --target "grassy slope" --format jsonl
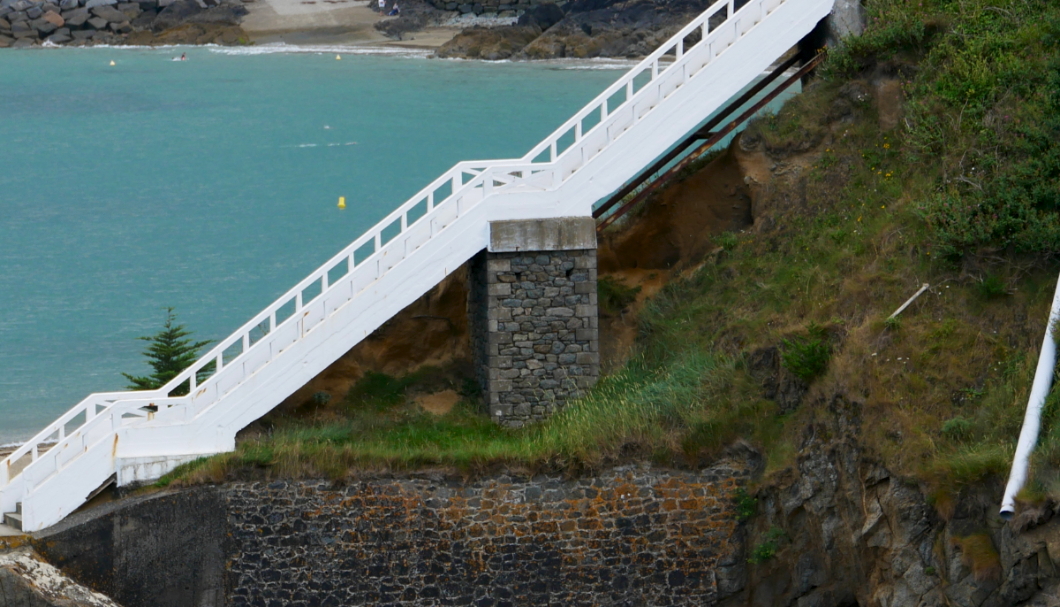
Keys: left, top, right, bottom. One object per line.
{"left": 162, "top": 0, "right": 1060, "bottom": 504}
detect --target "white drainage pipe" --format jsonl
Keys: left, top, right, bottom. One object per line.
{"left": 1000, "top": 272, "right": 1060, "bottom": 519}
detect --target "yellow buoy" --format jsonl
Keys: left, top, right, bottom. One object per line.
{"left": 109, "top": 60, "right": 116, "bottom": 66}
{"left": 337, "top": 196, "right": 346, "bottom": 209}
{"left": 336, "top": 54, "right": 341, "bottom": 60}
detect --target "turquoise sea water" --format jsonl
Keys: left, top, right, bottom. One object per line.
{"left": 0, "top": 46, "right": 625, "bottom": 444}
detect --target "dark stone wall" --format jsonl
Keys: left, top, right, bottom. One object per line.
{"left": 226, "top": 463, "right": 750, "bottom": 607}
{"left": 31, "top": 487, "right": 226, "bottom": 607}
{"left": 469, "top": 249, "right": 599, "bottom": 428}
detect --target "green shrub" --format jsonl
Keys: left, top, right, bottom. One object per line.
{"left": 941, "top": 417, "right": 974, "bottom": 442}
{"left": 598, "top": 276, "right": 642, "bottom": 315}
{"left": 733, "top": 487, "right": 757, "bottom": 522}
{"left": 781, "top": 325, "right": 831, "bottom": 382}
{"left": 748, "top": 527, "right": 786, "bottom": 564}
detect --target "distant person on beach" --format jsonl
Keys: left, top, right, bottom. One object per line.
{"left": 387, "top": 2, "right": 398, "bottom": 15}
{"left": 180, "top": 53, "right": 186, "bottom": 61}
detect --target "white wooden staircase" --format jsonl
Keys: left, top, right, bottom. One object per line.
{"left": 1, "top": 0, "right": 835, "bottom": 532}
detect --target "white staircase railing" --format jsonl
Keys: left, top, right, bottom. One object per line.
{"left": 0, "top": 0, "right": 834, "bottom": 532}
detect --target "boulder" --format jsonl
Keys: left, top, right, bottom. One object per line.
{"left": 83, "top": 0, "right": 115, "bottom": 7}
{"left": 517, "top": 2, "right": 563, "bottom": 29}
{"left": 150, "top": 0, "right": 198, "bottom": 29}
{"left": 57, "top": 0, "right": 76, "bottom": 8}
{"left": 135, "top": 0, "right": 156, "bottom": 7}
{"left": 61, "top": 6, "right": 88, "bottom": 23}
{"left": 0, "top": 16, "right": 10, "bottom": 29}
{"left": 69, "top": 26, "right": 92, "bottom": 36}
{"left": 8, "top": 9, "right": 26, "bottom": 20}
{"left": 85, "top": 14, "right": 105, "bottom": 26}
{"left": 41, "top": 8, "right": 62, "bottom": 24}
{"left": 29, "top": 14, "right": 56, "bottom": 30}
{"left": 41, "top": 1, "right": 58, "bottom": 11}
{"left": 24, "top": 4, "right": 40, "bottom": 16}
{"left": 9, "top": 15, "right": 27, "bottom": 28}
{"left": 12, "top": 24, "right": 35, "bottom": 35}
{"left": 0, "top": 5, "right": 12, "bottom": 17}
{"left": 129, "top": 7, "right": 151, "bottom": 24}
{"left": 11, "top": 31, "right": 34, "bottom": 43}
{"left": 89, "top": 4, "right": 122, "bottom": 19}
{"left": 0, "top": 32, "right": 11, "bottom": 44}
{"left": 156, "top": 0, "right": 177, "bottom": 7}
{"left": 106, "top": 17, "right": 127, "bottom": 30}
{"left": 44, "top": 29, "right": 67, "bottom": 40}
{"left": 11, "top": 0, "right": 32, "bottom": 10}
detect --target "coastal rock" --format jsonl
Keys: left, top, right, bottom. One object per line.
{"left": 42, "top": 2, "right": 60, "bottom": 12}
{"left": 9, "top": 9, "right": 26, "bottom": 20}
{"left": 69, "top": 27, "right": 93, "bottom": 37}
{"left": 83, "top": 0, "right": 116, "bottom": 8}
{"left": 11, "top": 33, "right": 34, "bottom": 43}
{"left": 41, "top": 9, "right": 62, "bottom": 25}
{"left": 9, "top": 16, "right": 28, "bottom": 30}
{"left": 0, "top": 16, "right": 10, "bottom": 29}
{"left": 29, "top": 15, "right": 56, "bottom": 30}
{"left": 149, "top": 0, "right": 197, "bottom": 28}
{"left": 85, "top": 14, "right": 105, "bottom": 26}
{"left": 61, "top": 7, "right": 88, "bottom": 24}
{"left": 107, "top": 18, "right": 128, "bottom": 30}
{"left": 90, "top": 4, "right": 124, "bottom": 21}
{"left": 0, "top": 5, "right": 11, "bottom": 17}
{"left": 24, "top": 4, "right": 40, "bottom": 16}
{"left": 58, "top": 0, "right": 76, "bottom": 9}
{"left": 435, "top": 24, "right": 540, "bottom": 59}
{"left": 0, "top": 32, "right": 11, "bottom": 45}
{"left": 116, "top": 1, "right": 138, "bottom": 16}
{"left": 44, "top": 29, "right": 67, "bottom": 40}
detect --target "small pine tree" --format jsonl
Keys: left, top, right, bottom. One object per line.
{"left": 123, "top": 307, "right": 211, "bottom": 393}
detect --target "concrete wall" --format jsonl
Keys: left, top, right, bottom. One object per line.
{"left": 32, "top": 488, "right": 227, "bottom": 607}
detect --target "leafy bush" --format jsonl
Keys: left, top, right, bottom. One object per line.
{"left": 748, "top": 527, "right": 787, "bottom": 564}
{"left": 781, "top": 325, "right": 831, "bottom": 382}
{"left": 733, "top": 487, "right": 757, "bottom": 522}
{"left": 941, "top": 417, "right": 973, "bottom": 442}
{"left": 598, "top": 276, "right": 642, "bottom": 315}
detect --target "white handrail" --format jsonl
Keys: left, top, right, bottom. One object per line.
{"left": 1, "top": 0, "right": 797, "bottom": 509}
{"left": 1000, "top": 272, "right": 1060, "bottom": 519}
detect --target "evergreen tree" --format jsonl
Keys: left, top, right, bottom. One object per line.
{"left": 122, "top": 308, "right": 211, "bottom": 393}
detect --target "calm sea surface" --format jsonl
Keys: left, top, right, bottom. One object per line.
{"left": 0, "top": 46, "right": 625, "bottom": 444}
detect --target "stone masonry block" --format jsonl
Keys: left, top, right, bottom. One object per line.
{"left": 488, "top": 282, "right": 512, "bottom": 296}
{"left": 487, "top": 258, "right": 511, "bottom": 273}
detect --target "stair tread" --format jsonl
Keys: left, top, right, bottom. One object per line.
{"left": 0, "top": 523, "right": 23, "bottom": 537}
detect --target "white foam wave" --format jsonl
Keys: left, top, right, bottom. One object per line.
{"left": 209, "top": 43, "right": 432, "bottom": 57}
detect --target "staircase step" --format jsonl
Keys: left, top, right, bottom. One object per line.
{"left": 3, "top": 511, "right": 23, "bottom": 531}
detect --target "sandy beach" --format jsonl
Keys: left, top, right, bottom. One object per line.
{"left": 240, "top": 0, "right": 460, "bottom": 48}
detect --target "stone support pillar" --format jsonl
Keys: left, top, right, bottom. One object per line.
{"left": 469, "top": 217, "right": 599, "bottom": 428}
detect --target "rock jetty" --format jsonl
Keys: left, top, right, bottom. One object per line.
{"left": 0, "top": 0, "right": 249, "bottom": 47}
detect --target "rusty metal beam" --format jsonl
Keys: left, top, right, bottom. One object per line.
{"left": 596, "top": 51, "right": 825, "bottom": 233}
{"left": 592, "top": 52, "right": 801, "bottom": 222}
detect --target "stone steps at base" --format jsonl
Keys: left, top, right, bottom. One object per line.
{"left": 3, "top": 503, "right": 23, "bottom": 531}
{"left": 3, "top": 511, "right": 23, "bottom": 531}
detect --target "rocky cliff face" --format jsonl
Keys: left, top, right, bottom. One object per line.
{"left": 434, "top": 0, "right": 718, "bottom": 59}
{"left": 720, "top": 394, "right": 1060, "bottom": 607}
{"left": 0, "top": 0, "right": 247, "bottom": 48}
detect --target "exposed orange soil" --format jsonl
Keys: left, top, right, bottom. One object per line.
{"left": 415, "top": 390, "right": 461, "bottom": 416}
{"left": 271, "top": 142, "right": 755, "bottom": 416}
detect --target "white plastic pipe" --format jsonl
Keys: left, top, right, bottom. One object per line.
{"left": 1000, "top": 272, "right": 1060, "bottom": 519}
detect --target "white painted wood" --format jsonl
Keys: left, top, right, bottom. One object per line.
{"left": 1, "top": 0, "right": 835, "bottom": 531}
